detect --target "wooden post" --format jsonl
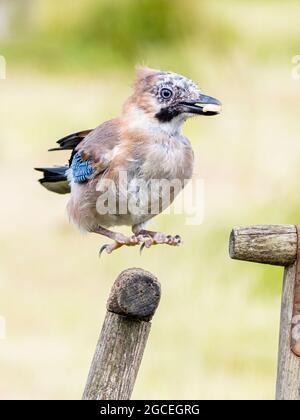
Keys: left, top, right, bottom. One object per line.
{"left": 82, "top": 268, "right": 161, "bottom": 400}
{"left": 229, "top": 224, "right": 300, "bottom": 400}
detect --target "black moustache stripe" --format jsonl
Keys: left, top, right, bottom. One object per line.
{"left": 155, "top": 108, "right": 181, "bottom": 122}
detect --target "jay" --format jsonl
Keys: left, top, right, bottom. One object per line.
{"left": 35, "top": 67, "right": 221, "bottom": 254}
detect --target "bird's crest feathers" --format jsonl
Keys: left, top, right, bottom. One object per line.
{"left": 135, "top": 65, "right": 160, "bottom": 80}
{"left": 133, "top": 66, "right": 162, "bottom": 91}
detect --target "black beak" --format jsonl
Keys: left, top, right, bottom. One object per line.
{"left": 180, "top": 94, "right": 222, "bottom": 116}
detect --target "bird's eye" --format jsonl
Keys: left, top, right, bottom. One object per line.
{"left": 160, "top": 88, "right": 173, "bottom": 100}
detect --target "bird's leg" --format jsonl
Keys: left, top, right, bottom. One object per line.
{"left": 91, "top": 226, "right": 141, "bottom": 255}
{"left": 133, "top": 228, "right": 182, "bottom": 252}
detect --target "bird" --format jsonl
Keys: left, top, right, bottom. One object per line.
{"left": 35, "top": 67, "right": 221, "bottom": 254}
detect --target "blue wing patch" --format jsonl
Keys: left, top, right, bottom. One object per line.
{"left": 71, "top": 153, "right": 94, "bottom": 183}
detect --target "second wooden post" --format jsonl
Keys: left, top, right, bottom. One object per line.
{"left": 229, "top": 224, "right": 300, "bottom": 400}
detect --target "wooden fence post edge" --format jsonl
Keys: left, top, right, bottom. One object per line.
{"left": 82, "top": 267, "right": 161, "bottom": 400}
{"left": 229, "top": 224, "right": 300, "bottom": 400}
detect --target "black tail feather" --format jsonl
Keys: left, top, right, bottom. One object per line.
{"left": 34, "top": 166, "right": 70, "bottom": 194}
{"left": 36, "top": 128, "right": 93, "bottom": 194}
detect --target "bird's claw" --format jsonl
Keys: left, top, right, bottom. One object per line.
{"left": 139, "top": 241, "right": 146, "bottom": 255}
{"left": 139, "top": 233, "right": 182, "bottom": 254}
{"left": 100, "top": 233, "right": 182, "bottom": 256}
{"left": 99, "top": 244, "right": 109, "bottom": 257}
{"left": 99, "top": 242, "right": 120, "bottom": 256}
{"left": 99, "top": 234, "right": 140, "bottom": 256}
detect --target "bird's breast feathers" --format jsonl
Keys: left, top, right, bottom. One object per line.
{"left": 136, "top": 136, "right": 194, "bottom": 181}
{"left": 67, "top": 118, "right": 194, "bottom": 230}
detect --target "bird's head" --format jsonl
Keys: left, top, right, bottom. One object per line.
{"left": 123, "top": 67, "right": 222, "bottom": 134}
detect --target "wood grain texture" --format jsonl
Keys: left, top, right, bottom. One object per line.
{"left": 276, "top": 263, "right": 300, "bottom": 400}
{"left": 82, "top": 312, "right": 151, "bottom": 400}
{"left": 107, "top": 268, "right": 161, "bottom": 321}
{"left": 229, "top": 224, "right": 297, "bottom": 266}
{"left": 82, "top": 268, "right": 161, "bottom": 400}
{"left": 291, "top": 226, "right": 300, "bottom": 357}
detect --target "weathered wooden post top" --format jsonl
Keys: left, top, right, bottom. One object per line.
{"left": 83, "top": 268, "right": 161, "bottom": 400}
{"left": 229, "top": 224, "right": 300, "bottom": 400}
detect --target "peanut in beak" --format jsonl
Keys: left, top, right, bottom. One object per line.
{"left": 202, "top": 103, "right": 222, "bottom": 113}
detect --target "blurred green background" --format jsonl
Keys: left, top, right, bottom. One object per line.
{"left": 0, "top": 0, "right": 300, "bottom": 400}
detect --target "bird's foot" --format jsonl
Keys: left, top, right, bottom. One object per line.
{"left": 99, "top": 231, "right": 182, "bottom": 256}
{"left": 138, "top": 232, "right": 182, "bottom": 253}
{"left": 99, "top": 233, "right": 141, "bottom": 256}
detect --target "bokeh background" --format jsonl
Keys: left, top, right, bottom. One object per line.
{"left": 0, "top": 0, "right": 300, "bottom": 400}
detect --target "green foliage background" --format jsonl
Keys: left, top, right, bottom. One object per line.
{"left": 0, "top": 0, "right": 300, "bottom": 400}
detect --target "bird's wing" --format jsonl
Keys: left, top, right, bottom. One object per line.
{"left": 35, "top": 122, "right": 120, "bottom": 192}
{"left": 71, "top": 119, "right": 121, "bottom": 184}
{"left": 49, "top": 129, "right": 94, "bottom": 168}
{"left": 70, "top": 153, "right": 94, "bottom": 183}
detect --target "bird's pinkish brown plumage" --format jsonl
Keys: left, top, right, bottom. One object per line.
{"left": 35, "top": 67, "right": 222, "bottom": 254}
